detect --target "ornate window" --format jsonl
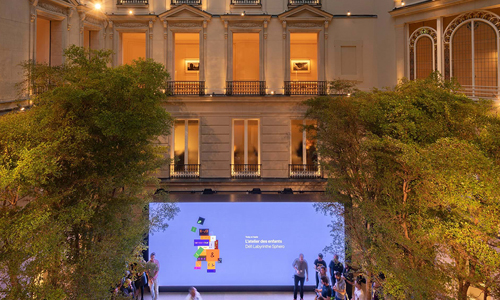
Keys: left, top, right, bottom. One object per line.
{"left": 409, "top": 27, "right": 437, "bottom": 80}
{"left": 444, "top": 11, "right": 500, "bottom": 98}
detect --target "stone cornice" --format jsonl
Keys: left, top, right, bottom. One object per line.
{"left": 390, "top": 0, "right": 479, "bottom": 18}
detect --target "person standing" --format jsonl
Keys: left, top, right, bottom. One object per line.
{"left": 342, "top": 261, "right": 354, "bottom": 299}
{"left": 317, "top": 276, "right": 333, "bottom": 300}
{"left": 314, "top": 253, "right": 327, "bottom": 288}
{"left": 314, "top": 266, "right": 329, "bottom": 299}
{"left": 353, "top": 278, "right": 366, "bottom": 300}
{"left": 333, "top": 271, "right": 346, "bottom": 300}
{"left": 329, "top": 255, "right": 344, "bottom": 286}
{"left": 292, "top": 253, "right": 309, "bottom": 300}
{"left": 185, "top": 287, "right": 202, "bottom": 300}
{"left": 147, "top": 252, "right": 160, "bottom": 300}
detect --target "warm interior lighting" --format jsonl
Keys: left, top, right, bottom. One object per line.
{"left": 94, "top": 3, "right": 101, "bottom": 10}
{"left": 241, "top": 11, "right": 245, "bottom": 16}
{"left": 401, "top": 1, "right": 405, "bottom": 6}
{"left": 347, "top": 11, "right": 351, "bottom": 16}
{"left": 270, "top": 91, "right": 275, "bottom": 95}
{"left": 129, "top": 10, "right": 133, "bottom": 15}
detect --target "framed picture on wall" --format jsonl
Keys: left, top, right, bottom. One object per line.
{"left": 186, "top": 59, "right": 200, "bottom": 73}
{"left": 291, "top": 60, "right": 311, "bottom": 73}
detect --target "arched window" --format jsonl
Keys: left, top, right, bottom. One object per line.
{"left": 415, "top": 36, "right": 434, "bottom": 79}
{"left": 444, "top": 11, "right": 500, "bottom": 98}
{"left": 409, "top": 27, "right": 437, "bottom": 80}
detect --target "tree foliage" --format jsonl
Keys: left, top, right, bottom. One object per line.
{"left": 306, "top": 75, "right": 500, "bottom": 299}
{"left": 0, "top": 46, "right": 177, "bottom": 299}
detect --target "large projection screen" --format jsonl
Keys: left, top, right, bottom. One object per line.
{"left": 149, "top": 201, "right": 343, "bottom": 288}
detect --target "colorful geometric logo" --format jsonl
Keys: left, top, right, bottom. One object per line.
{"left": 192, "top": 216, "right": 220, "bottom": 273}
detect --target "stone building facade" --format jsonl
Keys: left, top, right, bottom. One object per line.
{"left": 1, "top": 0, "right": 500, "bottom": 194}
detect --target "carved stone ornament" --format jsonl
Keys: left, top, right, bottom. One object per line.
{"left": 86, "top": 16, "right": 104, "bottom": 27}
{"left": 115, "top": 22, "right": 148, "bottom": 28}
{"left": 232, "top": 22, "right": 261, "bottom": 28}
{"left": 444, "top": 10, "right": 500, "bottom": 44}
{"left": 409, "top": 27, "right": 437, "bottom": 49}
{"left": 288, "top": 22, "right": 322, "bottom": 28}
{"left": 38, "top": 1, "right": 67, "bottom": 15}
{"left": 169, "top": 22, "right": 201, "bottom": 28}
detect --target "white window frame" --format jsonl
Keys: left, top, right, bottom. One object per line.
{"left": 290, "top": 120, "right": 318, "bottom": 165}
{"left": 231, "top": 119, "right": 261, "bottom": 165}
{"left": 171, "top": 119, "right": 200, "bottom": 165}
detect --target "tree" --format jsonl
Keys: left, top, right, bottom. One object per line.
{"left": 305, "top": 75, "right": 500, "bottom": 299}
{"left": 0, "top": 46, "right": 178, "bottom": 299}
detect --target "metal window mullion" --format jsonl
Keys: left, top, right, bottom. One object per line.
{"left": 302, "top": 120, "right": 307, "bottom": 165}
{"left": 472, "top": 20, "right": 475, "bottom": 97}
{"left": 185, "top": 120, "right": 189, "bottom": 165}
{"left": 244, "top": 120, "right": 248, "bottom": 165}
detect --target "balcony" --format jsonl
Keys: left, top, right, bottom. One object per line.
{"left": 288, "top": 0, "right": 321, "bottom": 6}
{"left": 116, "top": 0, "right": 148, "bottom": 5}
{"left": 166, "top": 81, "right": 205, "bottom": 96}
{"left": 460, "top": 85, "right": 499, "bottom": 99}
{"left": 231, "top": 0, "right": 261, "bottom": 5}
{"left": 284, "top": 81, "right": 327, "bottom": 96}
{"left": 171, "top": 0, "right": 202, "bottom": 5}
{"left": 226, "top": 81, "right": 266, "bottom": 96}
{"left": 170, "top": 164, "right": 200, "bottom": 179}
{"left": 289, "top": 164, "right": 322, "bottom": 179}
{"left": 231, "top": 164, "right": 261, "bottom": 179}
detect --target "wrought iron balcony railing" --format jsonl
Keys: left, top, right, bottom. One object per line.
{"left": 289, "top": 164, "right": 322, "bottom": 179}
{"left": 460, "top": 85, "right": 499, "bottom": 99}
{"left": 288, "top": 0, "right": 321, "bottom": 6}
{"left": 171, "top": 0, "right": 202, "bottom": 5}
{"left": 284, "top": 81, "right": 327, "bottom": 96}
{"left": 231, "top": 164, "right": 261, "bottom": 179}
{"left": 117, "top": 0, "right": 149, "bottom": 5}
{"left": 288, "top": 0, "right": 321, "bottom": 5}
{"left": 226, "top": 81, "right": 266, "bottom": 96}
{"left": 231, "top": 0, "right": 261, "bottom": 5}
{"left": 170, "top": 164, "right": 200, "bottom": 179}
{"left": 166, "top": 81, "right": 205, "bottom": 96}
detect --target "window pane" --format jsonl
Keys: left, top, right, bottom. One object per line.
{"left": 122, "top": 33, "right": 146, "bottom": 65}
{"left": 175, "top": 33, "right": 200, "bottom": 81}
{"left": 234, "top": 120, "right": 245, "bottom": 165}
{"left": 188, "top": 120, "right": 199, "bottom": 165}
{"left": 305, "top": 120, "right": 318, "bottom": 165}
{"left": 36, "top": 18, "right": 51, "bottom": 64}
{"left": 290, "top": 33, "right": 318, "bottom": 81}
{"left": 174, "top": 120, "right": 185, "bottom": 165}
{"left": 474, "top": 21, "right": 498, "bottom": 97}
{"left": 452, "top": 22, "right": 472, "bottom": 87}
{"left": 247, "top": 120, "right": 259, "bottom": 165}
{"left": 291, "top": 120, "right": 303, "bottom": 164}
{"left": 416, "top": 36, "right": 433, "bottom": 79}
{"left": 233, "top": 33, "right": 260, "bottom": 81}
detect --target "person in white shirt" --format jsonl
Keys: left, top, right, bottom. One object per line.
{"left": 353, "top": 278, "right": 366, "bottom": 300}
{"left": 185, "top": 287, "right": 202, "bottom": 300}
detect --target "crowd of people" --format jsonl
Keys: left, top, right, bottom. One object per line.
{"left": 293, "top": 253, "right": 384, "bottom": 300}
{"left": 113, "top": 251, "right": 385, "bottom": 300}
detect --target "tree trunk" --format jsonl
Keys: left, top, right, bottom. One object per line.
{"left": 457, "top": 280, "right": 470, "bottom": 300}
{"left": 483, "top": 287, "right": 488, "bottom": 300}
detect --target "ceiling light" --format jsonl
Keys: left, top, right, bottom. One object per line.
{"left": 95, "top": 3, "right": 101, "bottom": 10}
